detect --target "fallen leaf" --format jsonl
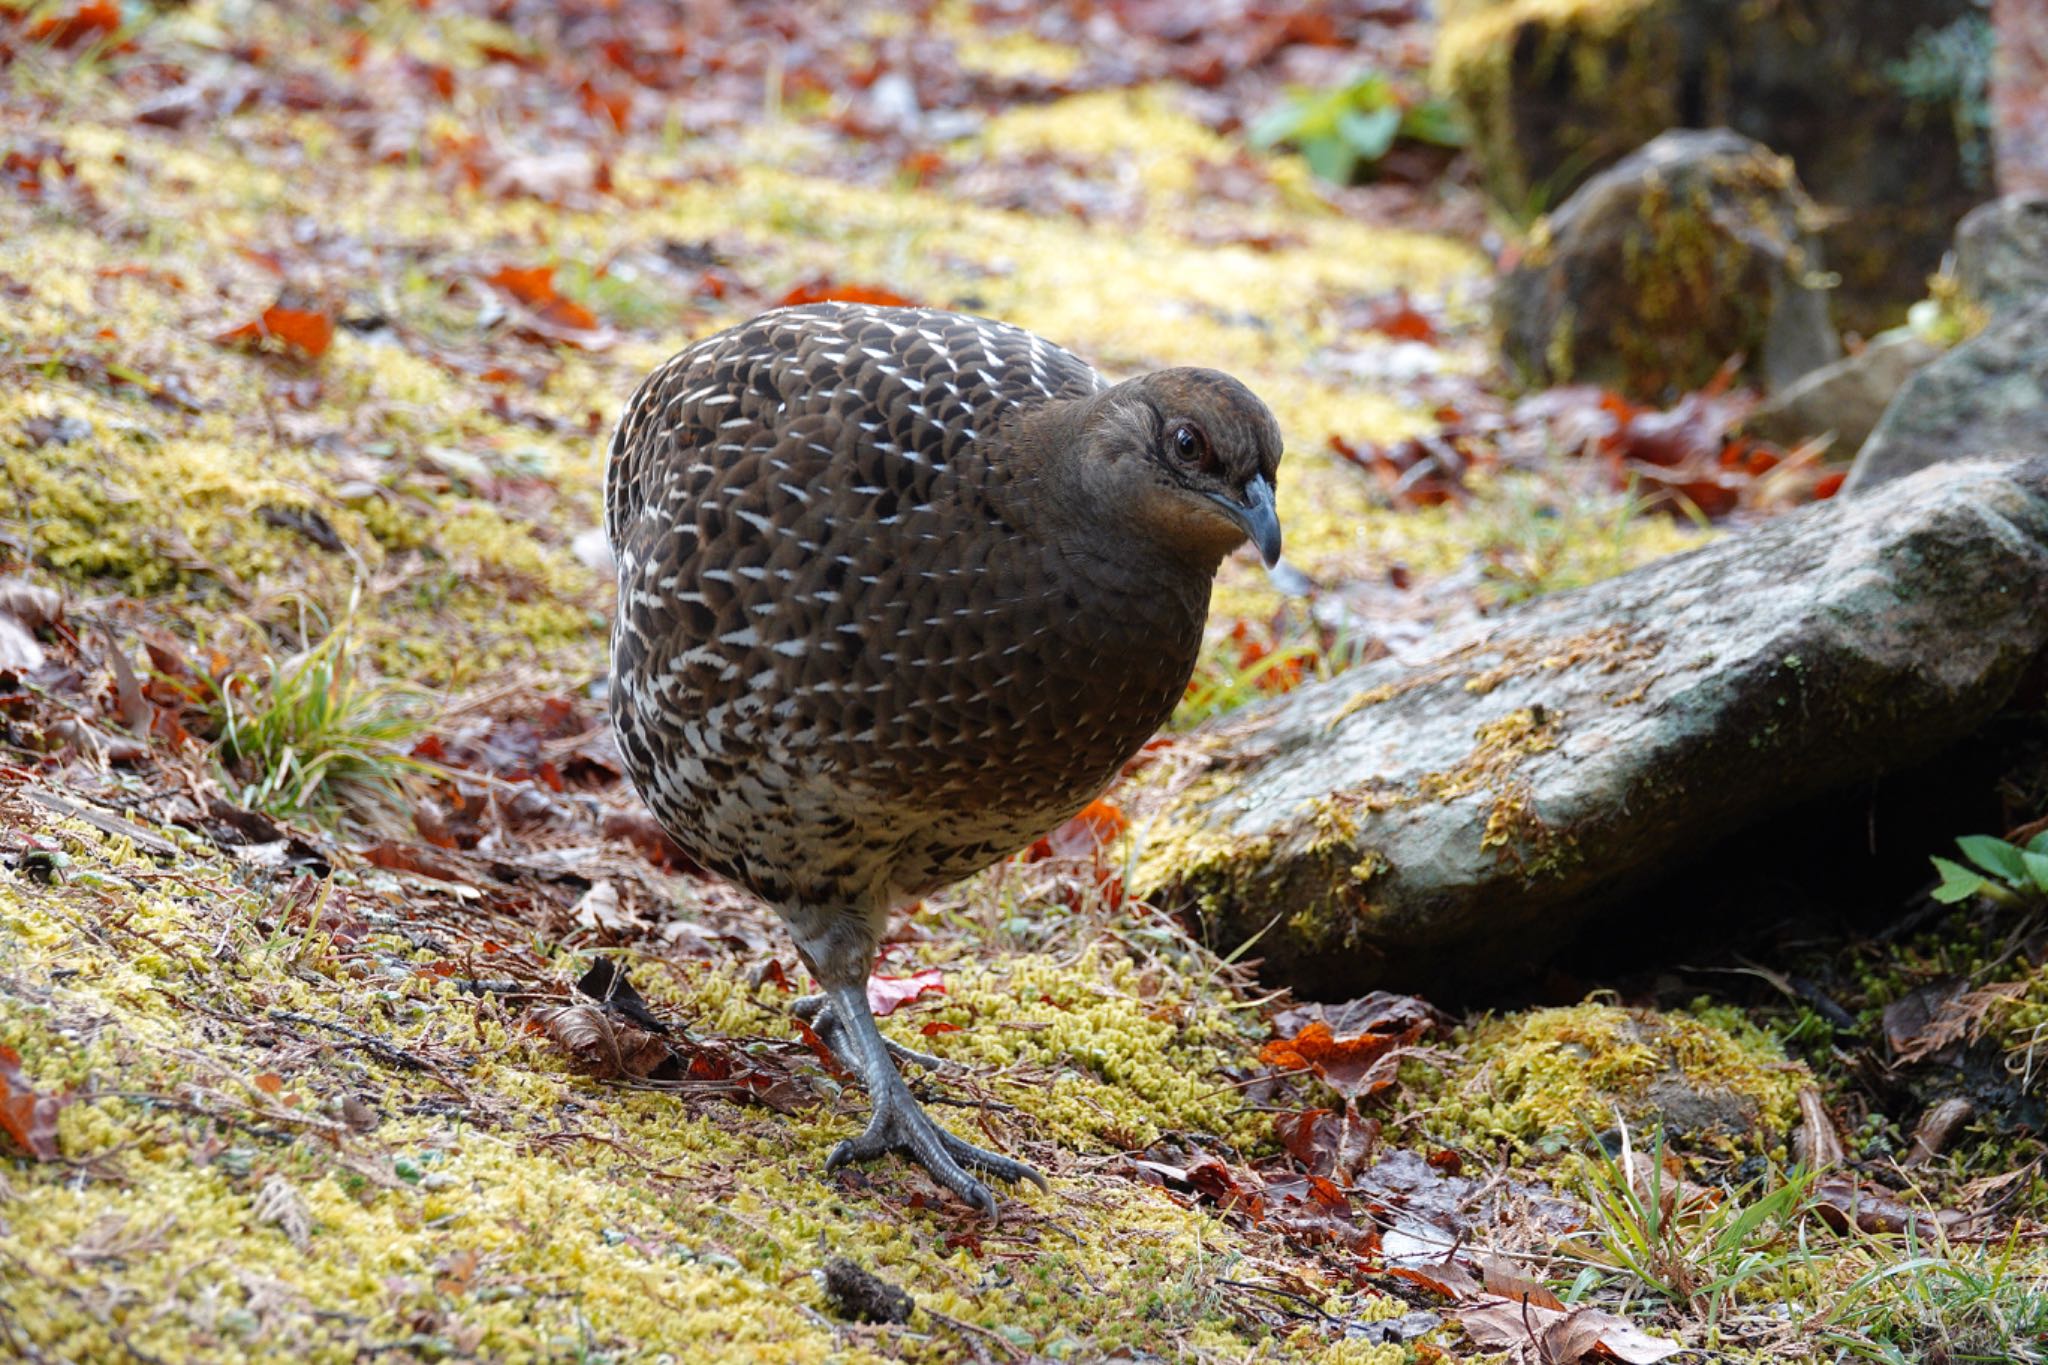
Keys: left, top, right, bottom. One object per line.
{"left": 0, "top": 1044, "right": 64, "bottom": 1160}
{"left": 1259, "top": 1006, "right": 1431, "bottom": 1104}
{"left": 1036, "top": 798, "right": 1127, "bottom": 859}
{"left": 868, "top": 969, "right": 945, "bottom": 1017}
{"left": 1812, "top": 1175, "right": 1969, "bottom": 1237}
{"left": 573, "top": 880, "right": 630, "bottom": 934}
{"left": 778, "top": 278, "right": 915, "bottom": 308}
{"left": 1455, "top": 1297, "right": 1682, "bottom": 1364}
{"left": 215, "top": 299, "right": 335, "bottom": 359}
{"left": 1794, "top": 1086, "right": 1845, "bottom": 1169}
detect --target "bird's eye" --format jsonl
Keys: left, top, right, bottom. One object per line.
{"left": 1170, "top": 423, "right": 1214, "bottom": 471}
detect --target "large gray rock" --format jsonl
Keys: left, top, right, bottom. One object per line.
{"left": 1747, "top": 328, "right": 1942, "bottom": 460}
{"left": 1842, "top": 297, "right": 2048, "bottom": 494}
{"left": 1496, "top": 129, "right": 1840, "bottom": 400}
{"left": 1955, "top": 195, "right": 2048, "bottom": 315}
{"left": 1133, "top": 458, "right": 2048, "bottom": 995}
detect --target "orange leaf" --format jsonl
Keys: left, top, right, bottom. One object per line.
{"left": 213, "top": 300, "right": 334, "bottom": 359}
{"left": 260, "top": 305, "right": 334, "bottom": 358}
{"left": 778, "top": 278, "right": 915, "bottom": 308}
{"left": 487, "top": 265, "right": 558, "bottom": 308}
{"left": 919, "top": 1020, "right": 963, "bottom": 1037}
{"left": 0, "top": 1045, "right": 63, "bottom": 1160}
{"left": 1043, "top": 799, "right": 1126, "bottom": 859}
{"left": 253, "top": 1072, "right": 284, "bottom": 1095}
{"left": 1259, "top": 1005, "right": 1432, "bottom": 1103}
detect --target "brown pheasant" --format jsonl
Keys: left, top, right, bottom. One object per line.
{"left": 605, "top": 303, "right": 1282, "bottom": 1215}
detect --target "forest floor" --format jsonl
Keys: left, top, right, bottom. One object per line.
{"left": 0, "top": 2, "right": 2043, "bottom": 1363}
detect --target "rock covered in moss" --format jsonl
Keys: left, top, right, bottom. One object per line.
{"left": 1494, "top": 129, "right": 1839, "bottom": 398}
{"left": 1435, "top": 0, "right": 1991, "bottom": 335}
{"left": 1133, "top": 457, "right": 2048, "bottom": 996}
{"left": 1842, "top": 297, "right": 2048, "bottom": 493}
{"left": 1440, "top": 1003, "right": 1807, "bottom": 1154}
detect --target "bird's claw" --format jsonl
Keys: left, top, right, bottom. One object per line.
{"left": 824, "top": 1081, "right": 1046, "bottom": 1220}
{"left": 793, "top": 993, "right": 949, "bottom": 1072}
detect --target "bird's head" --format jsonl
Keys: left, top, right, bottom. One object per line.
{"left": 1052, "top": 368, "right": 1284, "bottom": 570}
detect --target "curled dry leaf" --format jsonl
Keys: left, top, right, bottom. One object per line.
{"left": 1812, "top": 1175, "right": 1970, "bottom": 1237}
{"left": 1905, "top": 1096, "right": 1975, "bottom": 1167}
{"left": 1794, "top": 1086, "right": 1846, "bottom": 1169}
{"left": 252, "top": 1173, "right": 312, "bottom": 1251}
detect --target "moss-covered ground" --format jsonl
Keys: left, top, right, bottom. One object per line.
{"left": 1, "top": 2, "right": 2041, "bottom": 1362}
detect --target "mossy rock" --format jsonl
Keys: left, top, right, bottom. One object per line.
{"left": 1494, "top": 128, "right": 1839, "bottom": 397}
{"left": 1434, "top": 1002, "right": 1808, "bottom": 1156}
{"left": 1131, "top": 457, "right": 2048, "bottom": 996}
{"left": 1435, "top": 0, "right": 1992, "bottom": 336}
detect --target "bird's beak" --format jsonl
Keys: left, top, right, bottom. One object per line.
{"left": 1209, "top": 474, "right": 1282, "bottom": 566}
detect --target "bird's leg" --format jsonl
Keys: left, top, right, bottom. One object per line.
{"left": 790, "top": 992, "right": 949, "bottom": 1072}
{"left": 817, "top": 979, "right": 1047, "bottom": 1218}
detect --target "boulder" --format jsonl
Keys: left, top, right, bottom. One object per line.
{"left": 1132, "top": 458, "right": 2048, "bottom": 996}
{"left": 1495, "top": 129, "right": 1839, "bottom": 398}
{"left": 1435, "top": 0, "right": 1993, "bottom": 335}
{"left": 1954, "top": 194, "right": 2048, "bottom": 314}
{"left": 1842, "top": 297, "right": 2048, "bottom": 494}
{"left": 1745, "top": 328, "right": 1943, "bottom": 460}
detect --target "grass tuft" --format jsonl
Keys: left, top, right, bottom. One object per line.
{"left": 204, "top": 606, "right": 436, "bottom": 826}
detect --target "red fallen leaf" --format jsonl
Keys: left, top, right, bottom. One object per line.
{"left": 1259, "top": 1013, "right": 1430, "bottom": 1104}
{"left": 778, "top": 278, "right": 915, "bottom": 308}
{"left": 214, "top": 301, "right": 335, "bottom": 359}
{"left": 1813, "top": 470, "right": 1846, "bottom": 499}
{"left": 486, "top": 264, "right": 602, "bottom": 338}
{"left": 1040, "top": 798, "right": 1126, "bottom": 860}
{"left": 919, "top": 1020, "right": 963, "bottom": 1038}
{"left": 253, "top": 1072, "right": 284, "bottom": 1094}
{"left": 1355, "top": 290, "right": 1438, "bottom": 344}
{"left": 868, "top": 969, "right": 945, "bottom": 1017}
{"left": 31, "top": 1, "right": 120, "bottom": 47}
{"left": 0, "top": 1045, "right": 63, "bottom": 1160}
{"left": 793, "top": 1017, "right": 850, "bottom": 1078}
{"left": 1184, "top": 1153, "right": 1263, "bottom": 1217}
{"left": 359, "top": 840, "right": 464, "bottom": 882}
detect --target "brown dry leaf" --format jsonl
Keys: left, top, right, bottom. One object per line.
{"left": 0, "top": 578, "right": 60, "bottom": 632}
{"left": 0, "top": 614, "right": 41, "bottom": 672}
{"left": 1905, "top": 1097, "right": 1975, "bottom": 1167}
{"left": 1476, "top": 1253, "right": 1565, "bottom": 1311}
{"left": 1455, "top": 1297, "right": 1682, "bottom": 1363}
{"left": 252, "top": 1173, "right": 311, "bottom": 1251}
{"left": 1794, "top": 1086, "right": 1846, "bottom": 1168}
{"left": 536, "top": 1002, "right": 676, "bottom": 1081}
{"left": 1812, "top": 1175, "right": 1970, "bottom": 1237}
{"left": 0, "top": 1045, "right": 65, "bottom": 1160}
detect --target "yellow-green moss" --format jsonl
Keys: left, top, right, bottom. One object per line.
{"left": 1430, "top": 1000, "right": 1809, "bottom": 1157}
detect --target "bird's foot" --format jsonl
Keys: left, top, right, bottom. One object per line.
{"left": 792, "top": 993, "right": 948, "bottom": 1072}
{"left": 825, "top": 1076, "right": 1048, "bottom": 1220}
